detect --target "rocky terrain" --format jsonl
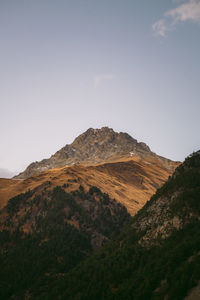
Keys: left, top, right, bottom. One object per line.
{"left": 0, "top": 127, "right": 179, "bottom": 215}
{"left": 14, "top": 127, "right": 177, "bottom": 179}
{"left": 132, "top": 150, "right": 200, "bottom": 247}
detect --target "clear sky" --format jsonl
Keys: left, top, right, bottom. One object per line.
{"left": 1, "top": 0, "right": 200, "bottom": 177}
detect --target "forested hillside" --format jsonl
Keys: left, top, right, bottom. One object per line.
{"left": 28, "top": 151, "right": 200, "bottom": 300}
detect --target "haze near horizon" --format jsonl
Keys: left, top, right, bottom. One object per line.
{"left": 0, "top": 0, "right": 200, "bottom": 177}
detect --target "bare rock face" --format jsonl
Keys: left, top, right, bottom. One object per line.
{"left": 51, "top": 126, "right": 146, "bottom": 163}
{"left": 14, "top": 127, "right": 152, "bottom": 179}
{"left": 132, "top": 151, "right": 200, "bottom": 247}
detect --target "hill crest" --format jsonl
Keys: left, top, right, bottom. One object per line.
{"left": 14, "top": 126, "right": 173, "bottom": 179}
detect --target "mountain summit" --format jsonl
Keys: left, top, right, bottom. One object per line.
{"left": 4, "top": 127, "right": 179, "bottom": 215}
{"left": 14, "top": 127, "right": 154, "bottom": 179}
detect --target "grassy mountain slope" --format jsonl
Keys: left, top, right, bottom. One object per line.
{"left": 0, "top": 155, "right": 178, "bottom": 215}
{"left": 28, "top": 150, "right": 200, "bottom": 300}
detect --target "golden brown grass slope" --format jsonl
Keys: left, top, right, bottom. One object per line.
{"left": 0, "top": 155, "right": 179, "bottom": 215}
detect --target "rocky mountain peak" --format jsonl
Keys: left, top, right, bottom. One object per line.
{"left": 72, "top": 127, "right": 115, "bottom": 145}
{"left": 72, "top": 126, "right": 137, "bottom": 147}
{"left": 14, "top": 127, "right": 153, "bottom": 179}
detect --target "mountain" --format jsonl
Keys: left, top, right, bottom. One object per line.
{"left": 0, "top": 155, "right": 178, "bottom": 215}
{"left": 14, "top": 127, "right": 176, "bottom": 179}
{"left": 0, "top": 127, "right": 178, "bottom": 215}
{"left": 0, "top": 185, "right": 130, "bottom": 300}
{"left": 0, "top": 136, "right": 198, "bottom": 299}
{"left": 20, "top": 150, "right": 199, "bottom": 300}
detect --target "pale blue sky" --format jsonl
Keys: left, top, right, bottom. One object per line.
{"left": 0, "top": 0, "right": 200, "bottom": 176}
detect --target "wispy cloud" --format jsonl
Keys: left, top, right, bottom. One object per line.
{"left": 152, "top": 19, "right": 168, "bottom": 37}
{"left": 166, "top": 0, "right": 200, "bottom": 22}
{"left": 152, "top": 0, "right": 200, "bottom": 37}
{"left": 94, "top": 74, "right": 116, "bottom": 88}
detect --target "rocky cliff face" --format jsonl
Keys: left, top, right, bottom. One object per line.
{"left": 14, "top": 127, "right": 156, "bottom": 179}
{"left": 132, "top": 150, "right": 200, "bottom": 247}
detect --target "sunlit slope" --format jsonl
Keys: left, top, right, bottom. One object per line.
{"left": 0, "top": 155, "right": 179, "bottom": 215}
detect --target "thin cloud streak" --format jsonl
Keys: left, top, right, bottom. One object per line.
{"left": 152, "top": 19, "right": 168, "bottom": 37}
{"left": 94, "top": 74, "right": 116, "bottom": 88}
{"left": 152, "top": 0, "right": 200, "bottom": 37}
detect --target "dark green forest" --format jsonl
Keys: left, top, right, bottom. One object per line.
{"left": 0, "top": 186, "right": 130, "bottom": 299}
{"left": 35, "top": 221, "right": 200, "bottom": 300}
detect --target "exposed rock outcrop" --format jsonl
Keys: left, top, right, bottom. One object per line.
{"left": 14, "top": 127, "right": 175, "bottom": 179}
